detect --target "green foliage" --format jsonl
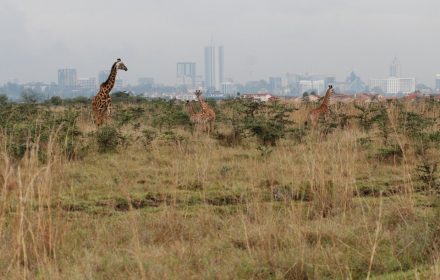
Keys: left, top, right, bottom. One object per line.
{"left": 241, "top": 99, "right": 294, "bottom": 146}
{"left": 416, "top": 161, "right": 439, "bottom": 192}
{"left": 150, "top": 100, "right": 191, "bottom": 131}
{"left": 141, "top": 129, "right": 157, "bottom": 149}
{"left": 114, "top": 106, "right": 145, "bottom": 127}
{"left": 353, "top": 103, "right": 383, "bottom": 131}
{"left": 372, "top": 106, "right": 391, "bottom": 145}
{"left": 50, "top": 96, "right": 63, "bottom": 106}
{"left": 64, "top": 96, "right": 90, "bottom": 105}
{"left": 0, "top": 94, "right": 8, "bottom": 105}
{"left": 96, "top": 125, "right": 122, "bottom": 153}
{"left": 111, "top": 91, "right": 145, "bottom": 104}
{"left": 376, "top": 145, "right": 403, "bottom": 162}
{"left": 0, "top": 103, "right": 84, "bottom": 160}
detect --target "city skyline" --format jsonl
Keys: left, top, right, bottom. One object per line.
{"left": 2, "top": 0, "right": 440, "bottom": 87}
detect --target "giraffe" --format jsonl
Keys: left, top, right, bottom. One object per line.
{"left": 91, "top": 58, "right": 128, "bottom": 126}
{"left": 307, "top": 85, "right": 334, "bottom": 128}
{"left": 194, "top": 89, "right": 216, "bottom": 133}
{"left": 185, "top": 100, "right": 204, "bottom": 125}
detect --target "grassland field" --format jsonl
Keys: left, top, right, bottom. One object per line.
{"left": 1, "top": 95, "right": 440, "bottom": 279}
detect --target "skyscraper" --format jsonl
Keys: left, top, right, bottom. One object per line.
{"left": 435, "top": 74, "right": 440, "bottom": 91}
{"left": 204, "top": 46, "right": 216, "bottom": 91}
{"left": 204, "top": 44, "right": 224, "bottom": 92}
{"left": 218, "top": 46, "right": 224, "bottom": 90}
{"left": 58, "top": 69, "right": 77, "bottom": 88}
{"left": 176, "top": 62, "right": 196, "bottom": 88}
{"left": 389, "top": 57, "right": 401, "bottom": 77}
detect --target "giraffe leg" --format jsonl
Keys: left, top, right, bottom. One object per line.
{"left": 107, "top": 99, "right": 112, "bottom": 117}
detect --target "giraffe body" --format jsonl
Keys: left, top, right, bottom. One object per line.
{"left": 194, "top": 90, "right": 216, "bottom": 133}
{"left": 307, "top": 85, "right": 334, "bottom": 128}
{"left": 92, "top": 59, "right": 127, "bottom": 126}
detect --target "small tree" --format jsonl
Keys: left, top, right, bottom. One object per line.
{"left": 50, "top": 96, "right": 63, "bottom": 106}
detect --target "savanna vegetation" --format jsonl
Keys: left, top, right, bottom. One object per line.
{"left": 1, "top": 92, "right": 440, "bottom": 279}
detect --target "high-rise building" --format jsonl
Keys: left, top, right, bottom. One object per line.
{"left": 389, "top": 57, "right": 401, "bottom": 77}
{"left": 204, "top": 46, "right": 216, "bottom": 91}
{"left": 218, "top": 46, "right": 224, "bottom": 90}
{"left": 269, "top": 77, "right": 282, "bottom": 94}
{"left": 176, "top": 62, "right": 196, "bottom": 88}
{"left": 204, "top": 45, "right": 224, "bottom": 92}
{"left": 58, "top": 69, "right": 77, "bottom": 88}
{"left": 435, "top": 74, "right": 440, "bottom": 91}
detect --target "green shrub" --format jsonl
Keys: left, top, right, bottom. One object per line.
{"left": 141, "top": 129, "right": 157, "bottom": 149}
{"left": 96, "top": 125, "right": 122, "bottom": 153}
{"left": 50, "top": 96, "right": 63, "bottom": 106}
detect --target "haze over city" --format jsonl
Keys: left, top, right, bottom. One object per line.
{"left": 2, "top": 0, "right": 440, "bottom": 87}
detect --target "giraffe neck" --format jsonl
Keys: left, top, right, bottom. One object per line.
{"left": 197, "top": 95, "right": 210, "bottom": 113}
{"left": 319, "top": 89, "right": 332, "bottom": 109}
{"left": 101, "top": 62, "right": 119, "bottom": 93}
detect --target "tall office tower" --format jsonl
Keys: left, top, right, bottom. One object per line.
{"left": 389, "top": 57, "right": 401, "bottom": 77}
{"left": 176, "top": 62, "right": 196, "bottom": 88}
{"left": 57, "top": 69, "right": 77, "bottom": 88}
{"left": 204, "top": 44, "right": 224, "bottom": 92}
{"left": 204, "top": 46, "right": 216, "bottom": 91}
{"left": 269, "top": 77, "right": 282, "bottom": 94}
{"left": 435, "top": 74, "right": 440, "bottom": 91}
{"left": 218, "top": 46, "right": 224, "bottom": 90}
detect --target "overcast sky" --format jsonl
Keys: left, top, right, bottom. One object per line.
{"left": 1, "top": 0, "right": 439, "bottom": 86}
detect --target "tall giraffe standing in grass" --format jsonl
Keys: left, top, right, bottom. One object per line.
{"left": 185, "top": 100, "right": 205, "bottom": 125}
{"left": 91, "top": 58, "right": 128, "bottom": 126}
{"left": 194, "top": 90, "right": 216, "bottom": 132}
{"left": 307, "top": 85, "right": 334, "bottom": 128}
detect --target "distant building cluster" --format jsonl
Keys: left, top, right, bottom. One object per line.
{"left": 1, "top": 53, "right": 440, "bottom": 101}
{"left": 368, "top": 57, "right": 415, "bottom": 94}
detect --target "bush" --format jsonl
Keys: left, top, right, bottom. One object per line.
{"left": 96, "top": 125, "right": 122, "bottom": 153}
{"left": 241, "top": 100, "right": 294, "bottom": 146}
{"left": 50, "top": 96, "right": 63, "bottom": 106}
{"left": 141, "top": 129, "right": 157, "bottom": 149}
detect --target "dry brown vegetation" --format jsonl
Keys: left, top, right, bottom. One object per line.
{"left": 1, "top": 96, "right": 440, "bottom": 279}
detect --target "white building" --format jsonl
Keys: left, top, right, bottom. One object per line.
{"left": 58, "top": 69, "right": 77, "bottom": 88}
{"left": 242, "top": 93, "right": 275, "bottom": 102}
{"left": 298, "top": 79, "right": 325, "bottom": 95}
{"left": 77, "top": 77, "right": 97, "bottom": 91}
{"left": 221, "top": 80, "right": 237, "bottom": 96}
{"left": 369, "top": 78, "right": 415, "bottom": 94}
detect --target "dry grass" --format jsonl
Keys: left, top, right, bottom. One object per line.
{"left": 0, "top": 99, "right": 439, "bottom": 279}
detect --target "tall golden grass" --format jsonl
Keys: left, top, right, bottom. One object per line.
{"left": 0, "top": 99, "right": 439, "bottom": 279}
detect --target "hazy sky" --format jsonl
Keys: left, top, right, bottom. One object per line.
{"left": 1, "top": 0, "right": 440, "bottom": 86}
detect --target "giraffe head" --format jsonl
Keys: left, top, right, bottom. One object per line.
{"left": 116, "top": 58, "right": 128, "bottom": 71}
{"left": 326, "top": 85, "right": 334, "bottom": 96}
{"left": 194, "top": 90, "right": 203, "bottom": 98}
